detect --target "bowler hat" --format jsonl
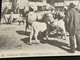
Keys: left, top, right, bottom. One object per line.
{"left": 68, "top": 3, "right": 76, "bottom": 8}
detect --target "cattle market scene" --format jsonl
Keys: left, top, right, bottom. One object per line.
{"left": 0, "top": 0, "right": 80, "bottom": 58}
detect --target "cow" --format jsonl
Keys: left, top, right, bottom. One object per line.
{"left": 30, "top": 21, "right": 47, "bottom": 44}
{"left": 25, "top": 11, "right": 37, "bottom": 32}
{"left": 50, "top": 19, "right": 66, "bottom": 39}
{"left": 29, "top": 11, "right": 66, "bottom": 44}
{"left": 44, "top": 11, "right": 66, "bottom": 40}
{"left": 25, "top": 11, "right": 46, "bottom": 32}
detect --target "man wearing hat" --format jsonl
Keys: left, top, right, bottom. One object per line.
{"left": 66, "top": 3, "right": 80, "bottom": 53}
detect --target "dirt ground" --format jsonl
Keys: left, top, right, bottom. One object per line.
{"left": 0, "top": 22, "right": 80, "bottom": 58}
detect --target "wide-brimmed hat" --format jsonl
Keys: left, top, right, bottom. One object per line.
{"left": 68, "top": 3, "right": 76, "bottom": 8}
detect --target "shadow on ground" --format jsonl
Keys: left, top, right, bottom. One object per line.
{"left": 16, "top": 30, "right": 71, "bottom": 53}
{"left": 21, "top": 37, "right": 30, "bottom": 44}
{"left": 16, "top": 30, "right": 30, "bottom": 36}
{"left": 41, "top": 39, "right": 71, "bottom": 53}
{"left": 49, "top": 33, "right": 62, "bottom": 38}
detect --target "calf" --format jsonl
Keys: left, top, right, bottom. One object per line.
{"left": 30, "top": 22, "right": 47, "bottom": 44}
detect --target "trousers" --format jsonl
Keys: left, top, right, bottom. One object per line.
{"left": 69, "top": 35, "right": 80, "bottom": 51}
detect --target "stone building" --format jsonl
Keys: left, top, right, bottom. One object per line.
{"left": 54, "top": 0, "right": 79, "bottom": 10}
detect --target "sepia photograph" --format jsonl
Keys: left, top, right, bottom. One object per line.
{"left": 0, "top": 0, "right": 80, "bottom": 58}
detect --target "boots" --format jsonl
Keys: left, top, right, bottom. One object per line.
{"left": 76, "top": 35, "right": 80, "bottom": 51}
{"left": 69, "top": 35, "right": 75, "bottom": 53}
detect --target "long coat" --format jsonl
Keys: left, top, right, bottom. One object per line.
{"left": 66, "top": 8, "right": 80, "bottom": 35}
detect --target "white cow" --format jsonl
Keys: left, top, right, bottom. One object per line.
{"left": 29, "top": 12, "right": 66, "bottom": 44}
{"left": 25, "top": 11, "right": 37, "bottom": 32}
{"left": 28, "top": 12, "right": 37, "bottom": 24}
{"left": 25, "top": 11, "right": 46, "bottom": 32}
{"left": 30, "top": 22, "right": 47, "bottom": 44}
{"left": 45, "top": 12, "right": 66, "bottom": 40}
{"left": 51, "top": 19, "right": 66, "bottom": 39}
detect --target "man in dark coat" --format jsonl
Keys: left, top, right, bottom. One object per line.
{"left": 66, "top": 3, "right": 80, "bottom": 53}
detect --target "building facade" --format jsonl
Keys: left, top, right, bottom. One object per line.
{"left": 2, "top": 0, "right": 29, "bottom": 14}
{"left": 54, "top": 0, "right": 80, "bottom": 10}
{"left": 2, "top": 0, "right": 79, "bottom": 13}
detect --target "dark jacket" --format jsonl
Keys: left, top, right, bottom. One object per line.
{"left": 66, "top": 8, "right": 80, "bottom": 35}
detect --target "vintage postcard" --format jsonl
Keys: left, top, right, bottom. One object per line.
{"left": 0, "top": 0, "right": 80, "bottom": 58}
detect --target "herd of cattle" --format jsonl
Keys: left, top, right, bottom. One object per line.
{"left": 26, "top": 11, "right": 67, "bottom": 44}
{"left": 1, "top": 10, "right": 67, "bottom": 44}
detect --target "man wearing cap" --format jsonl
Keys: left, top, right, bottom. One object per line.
{"left": 66, "top": 3, "right": 80, "bottom": 53}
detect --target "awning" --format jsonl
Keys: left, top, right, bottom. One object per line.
{"left": 29, "top": 2, "right": 37, "bottom": 11}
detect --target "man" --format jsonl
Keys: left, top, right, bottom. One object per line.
{"left": 66, "top": 3, "right": 80, "bottom": 53}
{"left": 54, "top": 9, "right": 63, "bottom": 20}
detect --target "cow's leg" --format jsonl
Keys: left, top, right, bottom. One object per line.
{"left": 8, "top": 18, "right": 10, "bottom": 23}
{"left": 34, "top": 31, "right": 40, "bottom": 44}
{"left": 63, "top": 28, "right": 66, "bottom": 40}
{"left": 46, "top": 29, "right": 48, "bottom": 40}
{"left": 25, "top": 18, "right": 28, "bottom": 32}
{"left": 23, "top": 21, "right": 24, "bottom": 25}
{"left": 61, "top": 31, "right": 64, "bottom": 39}
{"left": 57, "top": 30, "right": 58, "bottom": 34}
{"left": 56, "top": 26, "right": 59, "bottom": 34}
{"left": 18, "top": 21, "right": 20, "bottom": 25}
{"left": 25, "top": 23, "right": 28, "bottom": 32}
{"left": 10, "top": 20, "right": 12, "bottom": 24}
{"left": 46, "top": 27, "right": 50, "bottom": 40}
{"left": 46, "top": 24, "right": 51, "bottom": 40}
{"left": 30, "top": 27, "right": 34, "bottom": 44}
{"left": 39, "top": 32, "right": 42, "bottom": 39}
{"left": 25, "top": 27, "right": 27, "bottom": 32}
{"left": 61, "top": 28, "right": 66, "bottom": 40}
{"left": 46, "top": 23, "right": 51, "bottom": 40}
